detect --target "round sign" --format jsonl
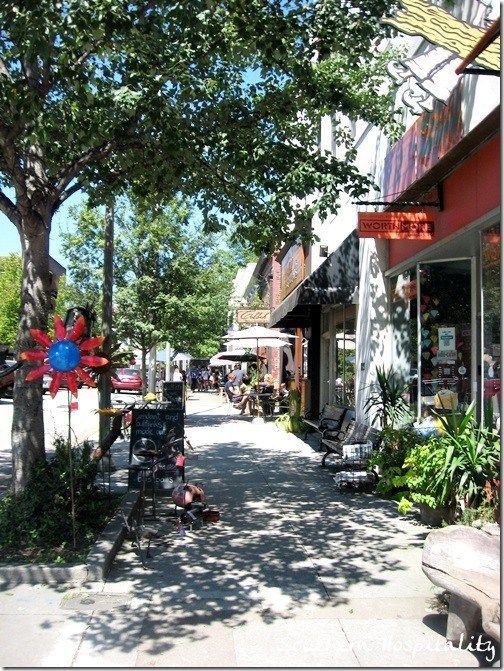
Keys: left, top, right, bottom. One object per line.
{"left": 458, "top": 365, "right": 467, "bottom": 376}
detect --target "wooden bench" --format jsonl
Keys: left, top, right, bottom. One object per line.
{"left": 422, "top": 524, "right": 500, "bottom": 645}
{"left": 302, "top": 404, "right": 350, "bottom": 443}
{"left": 320, "top": 420, "right": 381, "bottom": 468}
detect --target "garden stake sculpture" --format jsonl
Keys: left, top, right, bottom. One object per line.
{"left": 21, "top": 315, "right": 108, "bottom": 549}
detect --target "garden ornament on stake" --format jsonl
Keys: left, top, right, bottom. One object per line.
{"left": 21, "top": 314, "right": 109, "bottom": 549}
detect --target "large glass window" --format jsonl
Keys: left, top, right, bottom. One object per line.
{"left": 481, "top": 225, "right": 501, "bottom": 429}
{"left": 418, "top": 259, "right": 472, "bottom": 418}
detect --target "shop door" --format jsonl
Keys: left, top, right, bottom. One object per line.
{"left": 417, "top": 259, "right": 473, "bottom": 418}
{"left": 320, "top": 333, "right": 330, "bottom": 407}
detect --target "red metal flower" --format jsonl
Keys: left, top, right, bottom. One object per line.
{"left": 21, "top": 315, "right": 108, "bottom": 398}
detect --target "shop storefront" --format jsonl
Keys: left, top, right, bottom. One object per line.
{"left": 383, "top": 125, "right": 500, "bottom": 425}
{"left": 270, "top": 231, "right": 359, "bottom": 414}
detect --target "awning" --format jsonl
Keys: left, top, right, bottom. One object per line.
{"left": 270, "top": 231, "right": 359, "bottom": 328}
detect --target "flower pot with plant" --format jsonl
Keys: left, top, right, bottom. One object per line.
{"left": 398, "top": 403, "right": 500, "bottom": 525}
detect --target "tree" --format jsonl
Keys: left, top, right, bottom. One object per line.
{"left": 62, "top": 197, "right": 240, "bottom": 384}
{"left": 0, "top": 254, "right": 22, "bottom": 348}
{"left": 0, "top": 1, "right": 397, "bottom": 489}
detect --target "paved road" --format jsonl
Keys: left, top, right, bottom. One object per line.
{"left": 0, "top": 388, "right": 141, "bottom": 495}
{"left": 0, "top": 392, "right": 497, "bottom": 666}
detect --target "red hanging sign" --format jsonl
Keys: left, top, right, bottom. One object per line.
{"left": 358, "top": 212, "right": 434, "bottom": 240}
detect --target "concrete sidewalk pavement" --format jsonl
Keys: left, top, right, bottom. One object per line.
{"left": 0, "top": 392, "right": 497, "bottom": 667}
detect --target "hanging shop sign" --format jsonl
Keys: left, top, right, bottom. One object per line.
{"left": 237, "top": 308, "right": 271, "bottom": 325}
{"left": 358, "top": 212, "right": 434, "bottom": 240}
{"left": 280, "top": 244, "right": 305, "bottom": 300}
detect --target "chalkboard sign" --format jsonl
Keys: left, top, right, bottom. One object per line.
{"left": 128, "top": 406, "right": 184, "bottom": 489}
{"left": 162, "top": 381, "right": 185, "bottom": 411}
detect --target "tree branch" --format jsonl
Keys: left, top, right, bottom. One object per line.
{"left": 52, "top": 180, "right": 84, "bottom": 214}
{"left": 0, "top": 190, "right": 21, "bottom": 228}
{"left": 53, "top": 140, "right": 116, "bottom": 196}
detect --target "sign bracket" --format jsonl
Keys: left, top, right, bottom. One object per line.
{"left": 355, "top": 183, "right": 444, "bottom": 211}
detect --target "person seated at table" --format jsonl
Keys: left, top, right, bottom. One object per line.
{"left": 260, "top": 373, "right": 275, "bottom": 393}
{"left": 231, "top": 382, "right": 252, "bottom": 415}
{"left": 224, "top": 371, "right": 236, "bottom": 401}
{"left": 274, "top": 383, "right": 289, "bottom": 412}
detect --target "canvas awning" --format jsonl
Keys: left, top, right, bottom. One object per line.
{"left": 269, "top": 231, "right": 359, "bottom": 328}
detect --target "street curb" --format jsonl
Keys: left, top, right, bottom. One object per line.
{"left": 0, "top": 490, "right": 140, "bottom": 588}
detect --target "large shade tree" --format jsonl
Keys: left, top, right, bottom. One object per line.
{"left": 0, "top": 0, "right": 397, "bottom": 490}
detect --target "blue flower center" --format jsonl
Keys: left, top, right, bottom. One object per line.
{"left": 48, "top": 340, "right": 81, "bottom": 372}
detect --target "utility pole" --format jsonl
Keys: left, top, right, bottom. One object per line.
{"left": 148, "top": 344, "right": 157, "bottom": 392}
{"left": 99, "top": 201, "right": 114, "bottom": 446}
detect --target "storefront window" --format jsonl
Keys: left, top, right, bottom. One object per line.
{"left": 391, "top": 271, "right": 417, "bottom": 411}
{"left": 418, "top": 260, "right": 472, "bottom": 418}
{"left": 481, "top": 224, "right": 501, "bottom": 429}
{"left": 333, "top": 313, "right": 356, "bottom": 408}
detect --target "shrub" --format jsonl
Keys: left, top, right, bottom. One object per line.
{"left": 369, "top": 426, "right": 422, "bottom": 500}
{"left": 364, "top": 366, "right": 413, "bottom": 429}
{"left": 431, "top": 404, "right": 500, "bottom": 508}
{"left": 398, "top": 404, "right": 500, "bottom": 515}
{"left": 0, "top": 436, "right": 120, "bottom": 563}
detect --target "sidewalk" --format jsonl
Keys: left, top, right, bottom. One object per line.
{"left": 0, "top": 393, "right": 496, "bottom": 667}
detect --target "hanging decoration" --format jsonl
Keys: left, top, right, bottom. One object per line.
{"left": 21, "top": 315, "right": 108, "bottom": 397}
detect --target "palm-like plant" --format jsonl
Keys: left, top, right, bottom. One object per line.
{"left": 364, "top": 366, "right": 412, "bottom": 429}
{"left": 433, "top": 403, "right": 500, "bottom": 507}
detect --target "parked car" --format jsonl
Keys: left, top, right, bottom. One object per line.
{"left": 111, "top": 368, "right": 142, "bottom": 393}
{"left": 43, "top": 373, "right": 84, "bottom": 394}
{"left": 0, "top": 359, "right": 17, "bottom": 398}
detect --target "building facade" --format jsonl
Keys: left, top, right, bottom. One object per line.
{"left": 269, "top": 0, "right": 500, "bottom": 427}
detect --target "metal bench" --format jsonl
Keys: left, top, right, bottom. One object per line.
{"left": 320, "top": 421, "right": 381, "bottom": 468}
{"left": 302, "top": 404, "right": 350, "bottom": 444}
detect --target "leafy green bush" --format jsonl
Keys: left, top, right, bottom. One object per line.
{"left": 431, "top": 403, "right": 500, "bottom": 508}
{"left": 402, "top": 441, "right": 449, "bottom": 510}
{"left": 276, "top": 389, "right": 302, "bottom": 433}
{"left": 399, "top": 404, "right": 500, "bottom": 514}
{"left": 369, "top": 427, "right": 422, "bottom": 500}
{"left": 0, "top": 437, "right": 120, "bottom": 563}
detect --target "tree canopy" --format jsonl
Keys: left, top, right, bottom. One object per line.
{"left": 61, "top": 197, "right": 241, "bottom": 360}
{"left": 0, "top": 0, "right": 398, "bottom": 253}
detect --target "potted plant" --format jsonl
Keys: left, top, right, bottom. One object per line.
{"left": 364, "top": 366, "right": 412, "bottom": 430}
{"left": 398, "top": 404, "right": 500, "bottom": 526}
{"left": 369, "top": 426, "right": 422, "bottom": 500}
{"left": 398, "top": 441, "right": 455, "bottom": 525}
{"left": 432, "top": 403, "right": 500, "bottom": 510}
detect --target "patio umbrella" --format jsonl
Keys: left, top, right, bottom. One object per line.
{"left": 209, "top": 350, "right": 266, "bottom": 366}
{"left": 224, "top": 325, "right": 296, "bottom": 341}
{"left": 209, "top": 354, "right": 236, "bottom": 366}
{"left": 223, "top": 327, "right": 296, "bottom": 406}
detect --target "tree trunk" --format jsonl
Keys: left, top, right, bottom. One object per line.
{"left": 11, "top": 216, "right": 51, "bottom": 493}
{"left": 98, "top": 203, "right": 114, "bottom": 444}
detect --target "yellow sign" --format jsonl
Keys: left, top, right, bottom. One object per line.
{"left": 384, "top": 0, "right": 500, "bottom": 71}
{"left": 236, "top": 308, "right": 271, "bottom": 325}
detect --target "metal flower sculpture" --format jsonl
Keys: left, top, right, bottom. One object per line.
{"left": 21, "top": 315, "right": 108, "bottom": 397}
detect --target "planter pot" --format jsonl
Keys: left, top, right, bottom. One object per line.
{"left": 418, "top": 502, "right": 456, "bottom": 527}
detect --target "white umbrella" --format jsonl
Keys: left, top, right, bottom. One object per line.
{"left": 225, "top": 337, "right": 293, "bottom": 349}
{"left": 224, "top": 325, "right": 296, "bottom": 341}
{"left": 223, "top": 327, "right": 296, "bottom": 409}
